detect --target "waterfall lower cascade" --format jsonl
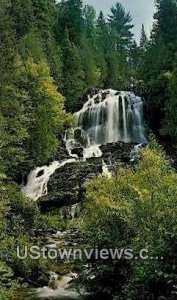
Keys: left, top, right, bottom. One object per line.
{"left": 21, "top": 159, "right": 76, "bottom": 201}
{"left": 22, "top": 89, "right": 146, "bottom": 202}
{"left": 75, "top": 89, "right": 146, "bottom": 145}
{"left": 102, "top": 160, "right": 112, "bottom": 179}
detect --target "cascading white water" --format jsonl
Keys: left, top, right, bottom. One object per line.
{"left": 130, "top": 143, "right": 143, "bottom": 162}
{"left": 102, "top": 160, "right": 112, "bottom": 179}
{"left": 83, "top": 144, "right": 102, "bottom": 160}
{"left": 75, "top": 89, "right": 146, "bottom": 145}
{"left": 22, "top": 89, "right": 146, "bottom": 202}
{"left": 64, "top": 131, "right": 79, "bottom": 159}
{"left": 22, "top": 159, "right": 76, "bottom": 201}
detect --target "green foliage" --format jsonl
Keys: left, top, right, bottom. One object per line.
{"left": 140, "top": 25, "right": 148, "bottom": 51}
{"left": 57, "top": 0, "right": 84, "bottom": 44}
{"left": 0, "top": 0, "right": 74, "bottom": 176}
{"left": 0, "top": 55, "right": 73, "bottom": 176}
{"left": 105, "top": 50, "right": 130, "bottom": 89}
{"left": 129, "top": 40, "right": 142, "bottom": 72}
{"left": 138, "top": 0, "right": 177, "bottom": 136}
{"left": 80, "top": 143, "right": 177, "bottom": 299}
{"left": 152, "top": 0, "right": 177, "bottom": 48}
{"left": 19, "top": 57, "right": 71, "bottom": 165}
{"left": 109, "top": 2, "right": 134, "bottom": 51}
{"left": 10, "top": 0, "right": 56, "bottom": 39}
{"left": 56, "top": 1, "right": 134, "bottom": 106}
{"left": 161, "top": 68, "right": 177, "bottom": 140}
{"left": 0, "top": 176, "right": 67, "bottom": 293}
{"left": 83, "top": 5, "right": 96, "bottom": 38}
{"left": 1, "top": 0, "right": 177, "bottom": 297}
{"left": 61, "top": 30, "right": 85, "bottom": 108}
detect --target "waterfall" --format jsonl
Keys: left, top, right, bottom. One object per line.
{"left": 102, "top": 160, "right": 112, "bottom": 179}
{"left": 64, "top": 132, "right": 79, "bottom": 158}
{"left": 83, "top": 144, "right": 102, "bottom": 160}
{"left": 21, "top": 159, "right": 76, "bottom": 201}
{"left": 70, "top": 204, "right": 79, "bottom": 220}
{"left": 130, "top": 143, "right": 144, "bottom": 162}
{"left": 76, "top": 89, "right": 146, "bottom": 145}
{"left": 66, "top": 89, "right": 146, "bottom": 160}
{"left": 22, "top": 89, "right": 146, "bottom": 202}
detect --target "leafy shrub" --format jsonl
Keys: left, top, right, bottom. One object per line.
{"left": 0, "top": 178, "right": 58, "bottom": 290}
{"left": 80, "top": 139, "right": 177, "bottom": 299}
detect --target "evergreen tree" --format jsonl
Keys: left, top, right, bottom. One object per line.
{"left": 152, "top": 0, "right": 177, "bottom": 48}
{"left": 94, "top": 11, "right": 109, "bottom": 85}
{"left": 162, "top": 68, "right": 177, "bottom": 140}
{"left": 97, "top": 11, "right": 106, "bottom": 30}
{"left": 130, "top": 40, "right": 141, "bottom": 71}
{"left": 61, "top": 30, "right": 85, "bottom": 108}
{"left": 0, "top": 0, "right": 28, "bottom": 175}
{"left": 83, "top": 4, "right": 96, "bottom": 38}
{"left": 0, "top": 0, "right": 15, "bottom": 84}
{"left": 140, "top": 0, "right": 177, "bottom": 132}
{"left": 140, "top": 24, "right": 148, "bottom": 51}
{"left": 57, "top": 0, "right": 83, "bottom": 44}
{"left": 108, "top": 2, "right": 134, "bottom": 51}
{"left": 10, "top": 0, "right": 56, "bottom": 39}
{"left": 105, "top": 50, "right": 129, "bottom": 89}
{"left": 0, "top": 114, "right": 6, "bottom": 172}
{"left": 81, "top": 40, "right": 100, "bottom": 89}
{"left": 82, "top": 6, "right": 100, "bottom": 89}
{"left": 96, "top": 11, "right": 109, "bottom": 54}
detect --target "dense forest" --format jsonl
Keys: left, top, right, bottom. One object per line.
{"left": 0, "top": 0, "right": 177, "bottom": 299}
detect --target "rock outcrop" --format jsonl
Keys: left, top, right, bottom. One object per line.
{"left": 38, "top": 141, "right": 135, "bottom": 211}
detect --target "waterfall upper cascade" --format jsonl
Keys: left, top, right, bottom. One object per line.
{"left": 75, "top": 89, "right": 146, "bottom": 145}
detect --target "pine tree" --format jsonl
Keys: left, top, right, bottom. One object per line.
{"left": 152, "top": 0, "right": 177, "bottom": 47}
{"left": 67, "top": 0, "right": 83, "bottom": 42}
{"left": 10, "top": 0, "right": 56, "bottom": 39}
{"left": 130, "top": 40, "right": 141, "bottom": 71}
{"left": 108, "top": 2, "right": 134, "bottom": 51}
{"left": 83, "top": 5, "right": 96, "bottom": 38}
{"left": 0, "top": 114, "right": 6, "bottom": 172}
{"left": 57, "top": 0, "right": 84, "bottom": 44}
{"left": 105, "top": 50, "right": 129, "bottom": 89}
{"left": 162, "top": 68, "right": 177, "bottom": 140}
{"left": 97, "top": 11, "right": 106, "bottom": 30}
{"left": 0, "top": 0, "right": 28, "bottom": 175}
{"left": 96, "top": 11, "right": 109, "bottom": 53}
{"left": 140, "top": 0, "right": 177, "bottom": 132}
{"left": 61, "top": 30, "right": 85, "bottom": 108}
{"left": 81, "top": 40, "right": 99, "bottom": 89}
{"left": 0, "top": 0, "right": 15, "bottom": 84}
{"left": 140, "top": 24, "right": 148, "bottom": 51}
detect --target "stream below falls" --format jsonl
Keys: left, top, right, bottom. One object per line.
{"left": 13, "top": 288, "right": 85, "bottom": 300}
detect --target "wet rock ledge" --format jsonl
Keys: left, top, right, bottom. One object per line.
{"left": 38, "top": 141, "right": 135, "bottom": 211}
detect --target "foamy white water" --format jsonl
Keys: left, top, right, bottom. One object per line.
{"left": 130, "top": 143, "right": 143, "bottom": 162}
{"left": 22, "top": 159, "right": 76, "bottom": 201}
{"left": 102, "top": 160, "right": 112, "bottom": 179}
{"left": 83, "top": 145, "right": 102, "bottom": 160}
{"left": 34, "top": 286, "right": 80, "bottom": 299}
{"left": 76, "top": 89, "right": 146, "bottom": 145}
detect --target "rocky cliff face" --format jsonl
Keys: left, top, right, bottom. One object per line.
{"left": 38, "top": 141, "right": 135, "bottom": 211}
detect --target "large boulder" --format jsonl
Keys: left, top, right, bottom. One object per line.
{"left": 38, "top": 142, "right": 135, "bottom": 211}
{"left": 38, "top": 159, "right": 103, "bottom": 212}
{"left": 100, "top": 141, "right": 135, "bottom": 164}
